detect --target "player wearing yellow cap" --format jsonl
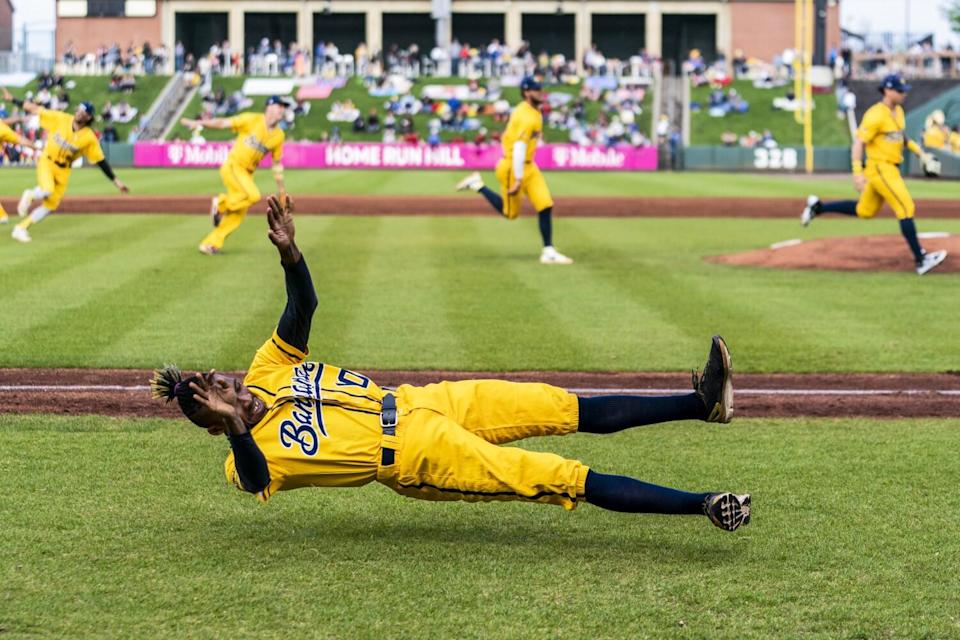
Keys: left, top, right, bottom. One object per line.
{"left": 180, "top": 96, "right": 286, "bottom": 255}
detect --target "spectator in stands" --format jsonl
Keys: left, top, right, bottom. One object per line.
{"left": 63, "top": 42, "right": 78, "bottom": 66}
{"left": 922, "top": 110, "right": 949, "bottom": 150}
{"left": 721, "top": 130, "right": 738, "bottom": 147}
{"left": 355, "top": 42, "right": 369, "bottom": 74}
{"left": 366, "top": 108, "right": 380, "bottom": 133}
{"left": 143, "top": 41, "right": 154, "bottom": 74}
{"left": 474, "top": 126, "right": 488, "bottom": 146}
{"left": 102, "top": 123, "right": 119, "bottom": 143}
{"left": 739, "top": 130, "right": 761, "bottom": 148}
{"left": 583, "top": 44, "right": 607, "bottom": 76}
{"left": 352, "top": 113, "right": 367, "bottom": 133}
{"left": 314, "top": 41, "right": 325, "bottom": 73}
{"left": 111, "top": 101, "right": 137, "bottom": 124}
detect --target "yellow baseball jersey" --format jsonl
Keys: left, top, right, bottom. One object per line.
{"left": 227, "top": 112, "right": 284, "bottom": 172}
{"left": 0, "top": 120, "right": 19, "bottom": 145}
{"left": 857, "top": 103, "right": 907, "bottom": 165}
{"left": 39, "top": 108, "right": 104, "bottom": 166}
{"left": 224, "top": 331, "right": 588, "bottom": 509}
{"left": 501, "top": 101, "right": 542, "bottom": 164}
{"left": 950, "top": 131, "right": 960, "bottom": 154}
{"left": 224, "top": 330, "right": 386, "bottom": 502}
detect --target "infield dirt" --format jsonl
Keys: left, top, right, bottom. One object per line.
{"left": 3, "top": 368, "right": 958, "bottom": 419}
{"left": 709, "top": 234, "right": 960, "bottom": 273}
{"left": 2, "top": 195, "right": 959, "bottom": 218}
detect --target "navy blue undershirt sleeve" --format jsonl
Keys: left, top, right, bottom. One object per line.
{"left": 276, "top": 255, "right": 318, "bottom": 353}
{"left": 97, "top": 159, "right": 116, "bottom": 181}
{"left": 227, "top": 432, "right": 271, "bottom": 493}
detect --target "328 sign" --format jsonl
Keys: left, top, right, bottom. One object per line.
{"left": 753, "top": 147, "right": 799, "bottom": 170}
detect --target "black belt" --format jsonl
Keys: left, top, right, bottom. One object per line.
{"left": 380, "top": 393, "right": 397, "bottom": 466}
{"left": 47, "top": 159, "right": 69, "bottom": 168}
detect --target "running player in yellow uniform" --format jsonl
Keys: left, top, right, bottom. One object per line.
{"left": 0, "top": 114, "right": 36, "bottom": 225}
{"left": 151, "top": 192, "right": 750, "bottom": 532}
{"left": 180, "top": 96, "right": 286, "bottom": 255}
{"left": 456, "top": 77, "right": 573, "bottom": 265}
{"left": 801, "top": 74, "right": 946, "bottom": 275}
{"left": 8, "top": 95, "right": 128, "bottom": 243}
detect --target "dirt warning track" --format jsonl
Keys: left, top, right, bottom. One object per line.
{"left": 1, "top": 195, "right": 958, "bottom": 218}
{"left": 2, "top": 368, "right": 958, "bottom": 419}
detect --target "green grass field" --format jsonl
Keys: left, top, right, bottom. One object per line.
{"left": 690, "top": 80, "right": 849, "bottom": 146}
{"left": 3, "top": 414, "right": 959, "bottom": 639}
{"left": 167, "top": 76, "right": 652, "bottom": 144}
{"left": 2, "top": 166, "right": 959, "bottom": 638}
{"left": 2, "top": 166, "right": 957, "bottom": 200}
{"left": 1, "top": 214, "right": 958, "bottom": 372}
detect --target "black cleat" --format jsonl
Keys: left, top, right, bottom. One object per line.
{"left": 704, "top": 493, "right": 751, "bottom": 531}
{"left": 693, "top": 335, "right": 733, "bottom": 423}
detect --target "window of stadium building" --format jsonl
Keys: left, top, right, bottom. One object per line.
{"left": 87, "top": 0, "right": 125, "bottom": 17}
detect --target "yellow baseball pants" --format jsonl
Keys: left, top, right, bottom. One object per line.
{"left": 856, "top": 161, "right": 915, "bottom": 220}
{"left": 200, "top": 161, "right": 261, "bottom": 250}
{"left": 378, "top": 380, "right": 589, "bottom": 510}
{"left": 494, "top": 159, "right": 555, "bottom": 219}
{"left": 37, "top": 157, "right": 71, "bottom": 211}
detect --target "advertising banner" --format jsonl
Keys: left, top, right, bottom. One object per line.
{"left": 133, "top": 142, "right": 658, "bottom": 171}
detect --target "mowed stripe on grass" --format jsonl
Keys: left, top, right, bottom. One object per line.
{"left": 1, "top": 414, "right": 958, "bottom": 638}
{"left": 2, "top": 215, "right": 960, "bottom": 372}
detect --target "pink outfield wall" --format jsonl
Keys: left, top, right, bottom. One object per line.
{"left": 132, "top": 142, "right": 658, "bottom": 171}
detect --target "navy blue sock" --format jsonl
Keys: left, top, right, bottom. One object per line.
{"left": 479, "top": 186, "right": 504, "bottom": 215}
{"left": 899, "top": 218, "right": 925, "bottom": 264}
{"left": 538, "top": 207, "right": 553, "bottom": 247}
{"left": 585, "top": 470, "right": 709, "bottom": 514}
{"left": 578, "top": 394, "right": 706, "bottom": 433}
{"left": 818, "top": 200, "right": 858, "bottom": 216}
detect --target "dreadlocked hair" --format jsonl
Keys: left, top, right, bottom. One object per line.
{"left": 150, "top": 364, "right": 204, "bottom": 426}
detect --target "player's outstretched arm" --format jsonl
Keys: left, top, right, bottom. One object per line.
{"left": 180, "top": 116, "right": 232, "bottom": 130}
{"left": 189, "top": 373, "right": 271, "bottom": 493}
{"left": 267, "top": 194, "right": 317, "bottom": 353}
{"left": 850, "top": 137, "right": 866, "bottom": 192}
{"left": 95, "top": 159, "right": 129, "bottom": 193}
{"left": 3, "top": 88, "right": 40, "bottom": 115}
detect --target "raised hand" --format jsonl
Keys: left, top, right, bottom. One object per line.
{"left": 189, "top": 370, "right": 241, "bottom": 425}
{"left": 266, "top": 193, "right": 299, "bottom": 263}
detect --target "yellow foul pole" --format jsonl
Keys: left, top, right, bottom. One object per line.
{"left": 794, "top": 0, "right": 803, "bottom": 125}
{"left": 803, "top": 0, "right": 814, "bottom": 173}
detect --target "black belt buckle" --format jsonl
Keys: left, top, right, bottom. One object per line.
{"left": 380, "top": 392, "right": 398, "bottom": 435}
